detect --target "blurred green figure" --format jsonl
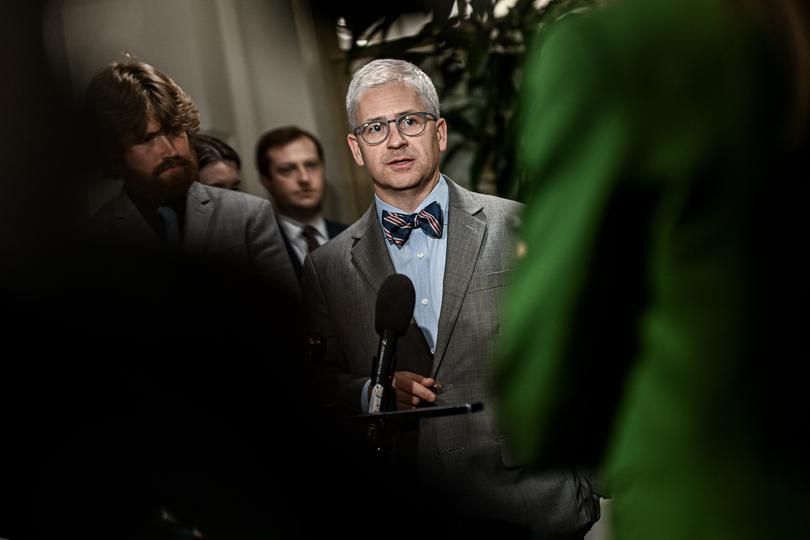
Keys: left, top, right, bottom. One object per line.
{"left": 495, "top": 0, "right": 809, "bottom": 538}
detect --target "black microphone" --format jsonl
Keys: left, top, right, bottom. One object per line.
{"left": 368, "top": 274, "right": 415, "bottom": 414}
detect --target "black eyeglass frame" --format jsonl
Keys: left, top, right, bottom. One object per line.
{"left": 352, "top": 111, "right": 438, "bottom": 145}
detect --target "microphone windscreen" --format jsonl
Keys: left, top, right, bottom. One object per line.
{"left": 375, "top": 274, "right": 415, "bottom": 336}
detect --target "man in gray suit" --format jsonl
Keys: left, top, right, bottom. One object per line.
{"left": 84, "top": 60, "right": 297, "bottom": 296}
{"left": 302, "top": 59, "right": 599, "bottom": 538}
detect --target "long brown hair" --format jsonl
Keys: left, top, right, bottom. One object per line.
{"left": 84, "top": 59, "right": 200, "bottom": 177}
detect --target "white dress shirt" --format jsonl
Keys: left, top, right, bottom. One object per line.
{"left": 278, "top": 214, "right": 328, "bottom": 265}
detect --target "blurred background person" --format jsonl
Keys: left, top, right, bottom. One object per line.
{"left": 256, "top": 126, "right": 347, "bottom": 280}
{"left": 85, "top": 59, "right": 297, "bottom": 297}
{"left": 495, "top": 1, "right": 809, "bottom": 539}
{"left": 70, "top": 59, "right": 311, "bottom": 538}
{"left": 1, "top": 15, "right": 312, "bottom": 538}
{"left": 193, "top": 133, "right": 242, "bottom": 191}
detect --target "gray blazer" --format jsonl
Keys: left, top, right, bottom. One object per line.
{"left": 302, "top": 179, "right": 598, "bottom": 536}
{"left": 89, "top": 181, "right": 299, "bottom": 297}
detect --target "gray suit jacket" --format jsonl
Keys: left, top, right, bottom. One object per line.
{"left": 302, "top": 179, "right": 598, "bottom": 536}
{"left": 89, "top": 181, "right": 299, "bottom": 298}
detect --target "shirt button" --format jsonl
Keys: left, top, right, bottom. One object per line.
{"left": 420, "top": 298, "right": 429, "bottom": 305}
{"left": 416, "top": 251, "right": 425, "bottom": 259}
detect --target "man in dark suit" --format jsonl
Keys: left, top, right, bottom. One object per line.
{"left": 73, "top": 59, "right": 310, "bottom": 539}
{"left": 255, "top": 126, "right": 347, "bottom": 280}
{"left": 85, "top": 60, "right": 298, "bottom": 297}
{"left": 302, "top": 59, "right": 599, "bottom": 538}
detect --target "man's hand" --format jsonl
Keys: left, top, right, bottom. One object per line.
{"left": 392, "top": 371, "right": 437, "bottom": 409}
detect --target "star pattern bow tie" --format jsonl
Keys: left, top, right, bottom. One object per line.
{"left": 381, "top": 201, "right": 444, "bottom": 249}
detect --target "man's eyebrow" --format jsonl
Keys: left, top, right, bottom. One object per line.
{"left": 143, "top": 126, "right": 162, "bottom": 137}
{"left": 361, "top": 110, "right": 418, "bottom": 124}
{"left": 361, "top": 115, "right": 386, "bottom": 124}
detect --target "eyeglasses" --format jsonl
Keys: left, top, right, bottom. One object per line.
{"left": 353, "top": 112, "right": 438, "bottom": 145}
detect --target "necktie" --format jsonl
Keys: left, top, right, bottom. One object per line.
{"left": 381, "top": 200, "right": 443, "bottom": 249}
{"left": 157, "top": 205, "right": 181, "bottom": 249}
{"left": 302, "top": 225, "right": 321, "bottom": 253}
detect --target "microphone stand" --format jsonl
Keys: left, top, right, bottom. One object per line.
{"left": 357, "top": 402, "right": 484, "bottom": 459}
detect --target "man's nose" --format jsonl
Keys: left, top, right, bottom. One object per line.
{"left": 387, "top": 124, "right": 407, "bottom": 149}
{"left": 156, "top": 134, "right": 179, "bottom": 157}
{"left": 297, "top": 165, "right": 311, "bottom": 183}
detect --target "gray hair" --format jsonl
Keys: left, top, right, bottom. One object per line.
{"left": 346, "top": 59, "right": 440, "bottom": 129}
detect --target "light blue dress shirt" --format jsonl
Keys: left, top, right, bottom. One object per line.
{"left": 361, "top": 175, "right": 450, "bottom": 412}
{"left": 375, "top": 175, "right": 449, "bottom": 353}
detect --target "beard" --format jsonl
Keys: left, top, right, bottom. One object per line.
{"left": 124, "top": 154, "right": 199, "bottom": 205}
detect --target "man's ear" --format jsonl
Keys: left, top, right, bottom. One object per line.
{"left": 347, "top": 133, "right": 365, "bottom": 167}
{"left": 436, "top": 118, "right": 448, "bottom": 152}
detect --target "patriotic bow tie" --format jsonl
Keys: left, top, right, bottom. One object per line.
{"left": 381, "top": 201, "right": 444, "bottom": 249}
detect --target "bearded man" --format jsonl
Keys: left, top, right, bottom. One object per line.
{"left": 85, "top": 60, "right": 296, "bottom": 294}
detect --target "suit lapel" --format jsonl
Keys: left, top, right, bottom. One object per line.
{"left": 111, "top": 189, "right": 158, "bottom": 244}
{"left": 433, "top": 181, "right": 486, "bottom": 374}
{"left": 184, "top": 182, "right": 212, "bottom": 254}
{"left": 278, "top": 224, "right": 304, "bottom": 281}
{"left": 350, "top": 206, "right": 397, "bottom": 294}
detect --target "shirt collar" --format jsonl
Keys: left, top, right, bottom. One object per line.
{"left": 278, "top": 214, "right": 328, "bottom": 239}
{"left": 375, "top": 174, "right": 449, "bottom": 225}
